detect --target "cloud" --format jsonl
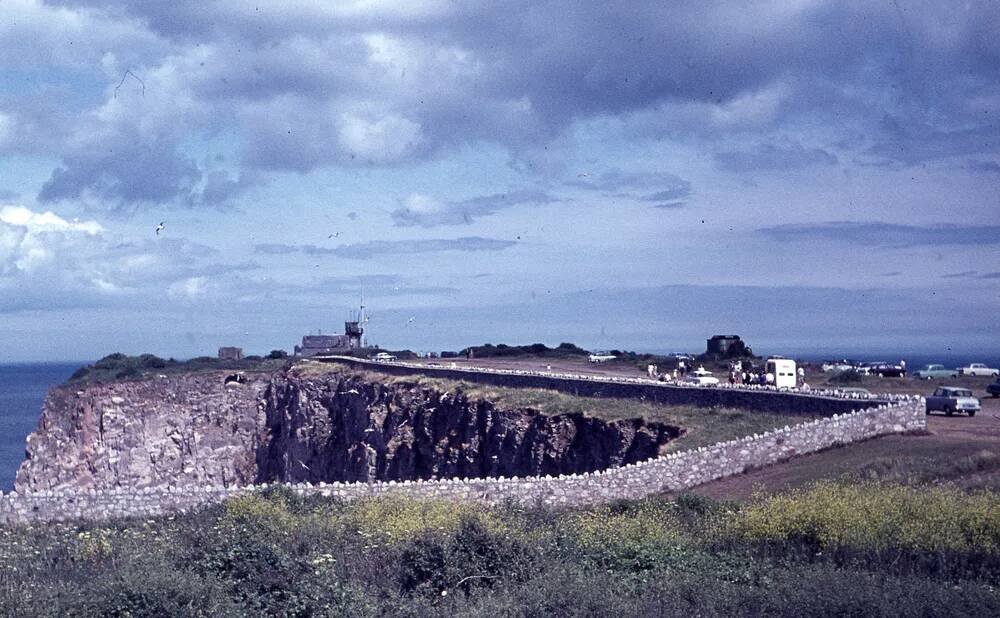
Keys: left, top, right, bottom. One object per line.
{"left": 968, "top": 160, "right": 1000, "bottom": 174}
{"left": 12, "top": 1, "right": 1000, "bottom": 213}
{"left": 167, "top": 276, "right": 209, "bottom": 300}
{"left": 715, "top": 140, "right": 837, "bottom": 172}
{"left": 757, "top": 222, "right": 1000, "bottom": 248}
{"left": 0, "top": 203, "right": 257, "bottom": 312}
{"left": 642, "top": 188, "right": 692, "bottom": 202}
{"left": 255, "top": 237, "right": 517, "bottom": 259}
{"left": 865, "top": 116, "right": 1000, "bottom": 167}
{"left": 941, "top": 271, "right": 1000, "bottom": 280}
{"left": 941, "top": 271, "right": 978, "bottom": 279}
{"left": 568, "top": 169, "right": 693, "bottom": 206}
{"left": 391, "top": 190, "right": 555, "bottom": 227}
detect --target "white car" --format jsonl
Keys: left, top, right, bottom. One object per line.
{"left": 821, "top": 360, "right": 855, "bottom": 373}
{"left": 958, "top": 363, "right": 999, "bottom": 377}
{"left": 683, "top": 374, "right": 720, "bottom": 386}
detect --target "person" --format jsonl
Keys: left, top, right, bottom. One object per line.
{"left": 765, "top": 372, "right": 774, "bottom": 385}
{"left": 672, "top": 368, "right": 678, "bottom": 379}
{"left": 797, "top": 366, "right": 805, "bottom": 386}
{"left": 900, "top": 359, "right": 906, "bottom": 371}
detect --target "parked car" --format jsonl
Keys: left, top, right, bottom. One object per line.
{"left": 987, "top": 379, "right": 1000, "bottom": 398}
{"left": 853, "top": 362, "right": 878, "bottom": 376}
{"left": 912, "top": 364, "right": 958, "bottom": 380}
{"left": 821, "top": 360, "right": 856, "bottom": 373}
{"left": 925, "top": 386, "right": 980, "bottom": 416}
{"left": 957, "top": 363, "right": 999, "bottom": 377}
{"left": 870, "top": 362, "right": 906, "bottom": 377}
{"left": 683, "top": 374, "right": 720, "bottom": 386}
{"left": 372, "top": 352, "right": 397, "bottom": 362}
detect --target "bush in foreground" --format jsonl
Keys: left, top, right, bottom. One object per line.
{"left": 0, "top": 483, "right": 997, "bottom": 616}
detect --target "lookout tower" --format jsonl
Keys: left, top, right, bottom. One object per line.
{"left": 344, "top": 291, "right": 366, "bottom": 349}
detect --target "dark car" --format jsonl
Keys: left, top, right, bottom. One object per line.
{"left": 871, "top": 362, "right": 906, "bottom": 377}
{"left": 988, "top": 379, "right": 1000, "bottom": 398}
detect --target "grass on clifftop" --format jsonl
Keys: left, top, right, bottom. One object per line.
{"left": 66, "top": 353, "right": 292, "bottom": 385}
{"left": 297, "top": 363, "right": 822, "bottom": 453}
{"left": 0, "top": 482, "right": 997, "bottom": 616}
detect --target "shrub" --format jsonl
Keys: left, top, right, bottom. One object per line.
{"left": 726, "top": 481, "right": 1000, "bottom": 578}
{"left": 567, "top": 500, "right": 685, "bottom": 571}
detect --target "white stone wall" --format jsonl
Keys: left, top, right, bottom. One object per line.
{"left": 0, "top": 399, "right": 925, "bottom": 524}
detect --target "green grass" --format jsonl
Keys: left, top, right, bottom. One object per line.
{"left": 0, "top": 484, "right": 997, "bottom": 616}
{"left": 67, "top": 353, "right": 292, "bottom": 385}
{"left": 298, "top": 363, "right": 821, "bottom": 452}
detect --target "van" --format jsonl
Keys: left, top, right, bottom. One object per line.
{"left": 765, "top": 358, "right": 797, "bottom": 389}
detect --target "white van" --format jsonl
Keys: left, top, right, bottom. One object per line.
{"left": 765, "top": 358, "right": 797, "bottom": 389}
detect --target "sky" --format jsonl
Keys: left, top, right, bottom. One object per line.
{"left": 1, "top": 0, "right": 998, "bottom": 362}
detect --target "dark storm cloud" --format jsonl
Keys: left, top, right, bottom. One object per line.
{"left": 255, "top": 237, "right": 516, "bottom": 259}
{"left": 715, "top": 141, "right": 837, "bottom": 172}
{"left": 758, "top": 222, "right": 1000, "bottom": 248}
{"left": 390, "top": 190, "right": 556, "bottom": 227}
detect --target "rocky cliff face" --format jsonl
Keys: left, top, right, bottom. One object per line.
{"left": 15, "top": 367, "right": 681, "bottom": 492}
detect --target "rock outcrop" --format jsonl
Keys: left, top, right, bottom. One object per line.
{"left": 15, "top": 367, "right": 681, "bottom": 492}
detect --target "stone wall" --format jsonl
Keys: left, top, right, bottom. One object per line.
{"left": 0, "top": 398, "right": 925, "bottom": 524}
{"left": 325, "top": 356, "right": 890, "bottom": 416}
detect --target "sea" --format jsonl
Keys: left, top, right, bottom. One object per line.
{"left": 0, "top": 363, "right": 80, "bottom": 491}
{"left": 0, "top": 353, "right": 998, "bottom": 492}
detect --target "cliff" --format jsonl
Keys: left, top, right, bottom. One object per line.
{"left": 15, "top": 367, "right": 681, "bottom": 492}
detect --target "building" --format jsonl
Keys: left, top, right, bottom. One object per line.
{"left": 294, "top": 297, "right": 366, "bottom": 357}
{"left": 705, "top": 335, "right": 752, "bottom": 359}
{"left": 294, "top": 333, "right": 355, "bottom": 357}
{"left": 218, "top": 347, "right": 243, "bottom": 360}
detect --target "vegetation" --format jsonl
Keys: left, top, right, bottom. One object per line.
{"left": 0, "top": 483, "right": 997, "bottom": 616}
{"left": 460, "top": 342, "right": 589, "bottom": 359}
{"left": 66, "top": 353, "right": 292, "bottom": 385}
{"left": 848, "top": 450, "right": 1000, "bottom": 492}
